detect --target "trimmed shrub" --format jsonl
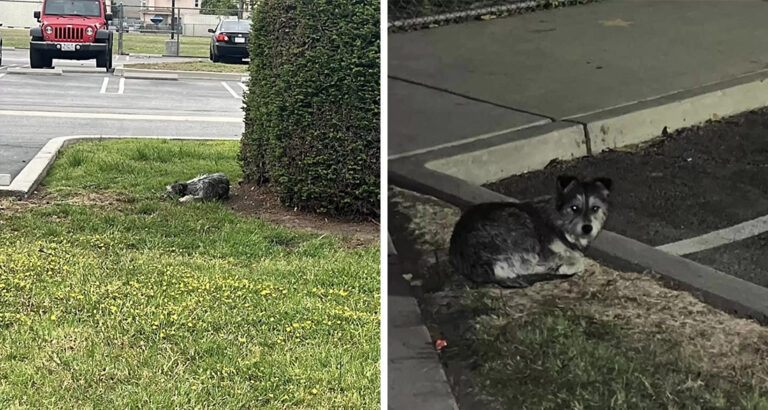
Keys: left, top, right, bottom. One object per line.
{"left": 240, "top": 0, "right": 380, "bottom": 217}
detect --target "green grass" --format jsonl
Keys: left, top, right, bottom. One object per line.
{"left": 0, "top": 28, "right": 31, "bottom": 49}
{"left": 124, "top": 61, "right": 249, "bottom": 73}
{"left": 1, "top": 28, "right": 209, "bottom": 56}
{"left": 0, "top": 140, "right": 380, "bottom": 408}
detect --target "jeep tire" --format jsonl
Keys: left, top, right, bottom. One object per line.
{"left": 96, "top": 32, "right": 113, "bottom": 72}
{"left": 30, "top": 48, "right": 52, "bottom": 69}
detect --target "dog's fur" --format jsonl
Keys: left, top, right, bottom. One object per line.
{"left": 449, "top": 175, "right": 612, "bottom": 288}
{"left": 165, "top": 173, "right": 230, "bottom": 203}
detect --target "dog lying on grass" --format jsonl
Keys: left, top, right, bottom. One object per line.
{"left": 165, "top": 173, "right": 230, "bottom": 203}
{"left": 449, "top": 175, "right": 612, "bottom": 288}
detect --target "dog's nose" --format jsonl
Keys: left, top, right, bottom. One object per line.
{"left": 582, "top": 224, "right": 593, "bottom": 235}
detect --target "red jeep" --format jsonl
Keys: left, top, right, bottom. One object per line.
{"left": 30, "top": 0, "right": 114, "bottom": 71}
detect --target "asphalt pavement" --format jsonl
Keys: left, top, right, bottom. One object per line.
{"left": 0, "top": 48, "right": 245, "bottom": 180}
{"left": 389, "top": 0, "right": 768, "bottom": 157}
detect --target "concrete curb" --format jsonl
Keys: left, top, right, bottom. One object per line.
{"left": 389, "top": 166, "right": 768, "bottom": 325}
{"left": 59, "top": 67, "right": 109, "bottom": 74}
{"left": 1, "top": 47, "right": 16, "bottom": 51}
{"left": 425, "top": 121, "right": 585, "bottom": 185}
{"left": 407, "top": 70, "right": 768, "bottom": 185}
{"left": 388, "top": 235, "right": 460, "bottom": 410}
{"left": 7, "top": 67, "right": 62, "bottom": 75}
{"left": 570, "top": 70, "right": 768, "bottom": 154}
{"left": 0, "top": 135, "right": 240, "bottom": 199}
{"left": 114, "top": 67, "right": 247, "bottom": 81}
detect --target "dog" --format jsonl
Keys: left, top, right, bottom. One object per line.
{"left": 165, "top": 173, "right": 230, "bottom": 203}
{"left": 448, "top": 175, "right": 612, "bottom": 288}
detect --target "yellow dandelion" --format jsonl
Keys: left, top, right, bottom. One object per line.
{"left": 238, "top": 337, "right": 246, "bottom": 343}
{"left": 49, "top": 314, "right": 56, "bottom": 321}
{"left": 311, "top": 388, "right": 319, "bottom": 395}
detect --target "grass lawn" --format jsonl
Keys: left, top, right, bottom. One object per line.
{"left": 390, "top": 186, "right": 768, "bottom": 410}
{"left": 1, "top": 28, "right": 30, "bottom": 49}
{"left": 124, "top": 61, "right": 249, "bottom": 73}
{"left": 0, "top": 140, "right": 380, "bottom": 408}
{"left": 1, "top": 28, "right": 209, "bottom": 57}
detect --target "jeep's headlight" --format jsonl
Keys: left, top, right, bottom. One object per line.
{"left": 44, "top": 25, "right": 53, "bottom": 34}
{"left": 86, "top": 27, "right": 94, "bottom": 36}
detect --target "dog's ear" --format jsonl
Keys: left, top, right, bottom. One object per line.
{"left": 593, "top": 177, "right": 613, "bottom": 194}
{"left": 556, "top": 175, "right": 579, "bottom": 193}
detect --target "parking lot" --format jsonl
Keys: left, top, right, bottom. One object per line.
{"left": 0, "top": 48, "right": 245, "bottom": 180}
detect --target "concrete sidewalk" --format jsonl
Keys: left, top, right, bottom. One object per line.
{"left": 389, "top": 0, "right": 768, "bottom": 157}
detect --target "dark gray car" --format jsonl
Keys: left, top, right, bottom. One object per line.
{"left": 208, "top": 19, "right": 251, "bottom": 63}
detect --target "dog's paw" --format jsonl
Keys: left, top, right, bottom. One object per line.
{"left": 557, "top": 260, "right": 584, "bottom": 276}
{"left": 179, "top": 195, "right": 195, "bottom": 203}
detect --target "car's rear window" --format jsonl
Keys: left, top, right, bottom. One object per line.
{"left": 44, "top": 0, "right": 101, "bottom": 17}
{"left": 220, "top": 20, "right": 251, "bottom": 32}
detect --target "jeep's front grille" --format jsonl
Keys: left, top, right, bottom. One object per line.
{"left": 53, "top": 26, "right": 85, "bottom": 41}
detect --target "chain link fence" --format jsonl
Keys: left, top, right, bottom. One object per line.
{"left": 114, "top": 4, "right": 250, "bottom": 57}
{"left": 389, "top": 0, "right": 596, "bottom": 31}
{"left": 0, "top": 0, "right": 251, "bottom": 57}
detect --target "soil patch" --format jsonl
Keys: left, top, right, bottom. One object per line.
{"left": 488, "top": 108, "right": 768, "bottom": 248}
{"left": 228, "top": 182, "right": 379, "bottom": 248}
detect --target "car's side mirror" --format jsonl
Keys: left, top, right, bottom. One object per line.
{"left": 105, "top": 13, "right": 113, "bottom": 21}
{"left": 34, "top": 11, "right": 41, "bottom": 21}
{"left": 208, "top": 28, "right": 215, "bottom": 33}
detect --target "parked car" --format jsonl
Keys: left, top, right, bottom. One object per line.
{"left": 29, "top": 0, "right": 114, "bottom": 71}
{"left": 0, "top": 22, "right": 4, "bottom": 66}
{"left": 209, "top": 19, "right": 251, "bottom": 63}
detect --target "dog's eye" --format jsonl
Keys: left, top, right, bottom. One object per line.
{"left": 570, "top": 205, "right": 580, "bottom": 212}
{"left": 591, "top": 206, "right": 600, "bottom": 212}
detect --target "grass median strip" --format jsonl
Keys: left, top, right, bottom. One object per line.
{"left": 124, "top": 61, "right": 249, "bottom": 73}
{"left": 1, "top": 28, "right": 209, "bottom": 57}
{"left": 0, "top": 139, "right": 380, "bottom": 408}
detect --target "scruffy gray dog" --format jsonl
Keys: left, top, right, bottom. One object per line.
{"left": 449, "top": 175, "right": 612, "bottom": 288}
{"left": 165, "top": 173, "right": 230, "bottom": 203}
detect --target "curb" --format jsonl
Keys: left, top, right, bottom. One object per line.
{"left": 407, "top": 69, "right": 768, "bottom": 185}
{"left": 114, "top": 67, "right": 248, "bottom": 81}
{"left": 390, "top": 166, "right": 768, "bottom": 325}
{"left": 7, "top": 67, "right": 62, "bottom": 76}
{"left": 0, "top": 135, "right": 240, "bottom": 199}
{"left": 1, "top": 47, "right": 16, "bottom": 50}
{"left": 388, "top": 234, "right": 460, "bottom": 410}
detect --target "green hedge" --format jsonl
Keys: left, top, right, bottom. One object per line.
{"left": 240, "top": 0, "right": 380, "bottom": 217}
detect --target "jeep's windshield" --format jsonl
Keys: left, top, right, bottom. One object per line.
{"left": 44, "top": 0, "right": 101, "bottom": 17}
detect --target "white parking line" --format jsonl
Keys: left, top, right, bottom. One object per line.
{"left": 0, "top": 109, "right": 242, "bottom": 123}
{"left": 118, "top": 78, "right": 125, "bottom": 94}
{"left": 221, "top": 81, "right": 240, "bottom": 99}
{"left": 0, "top": 73, "right": 6, "bottom": 79}
{"left": 99, "top": 77, "right": 109, "bottom": 94}
{"left": 656, "top": 214, "right": 768, "bottom": 256}
{"left": 238, "top": 82, "right": 247, "bottom": 91}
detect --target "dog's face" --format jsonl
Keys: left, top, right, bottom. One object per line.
{"left": 165, "top": 182, "right": 188, "bottom": 198}
{"left": 553, "top": 175, "right": 612, "bottom": 247}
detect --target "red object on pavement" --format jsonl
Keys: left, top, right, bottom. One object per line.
{"left": 435, "top": 339, "right": 447, "bottom": 352}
